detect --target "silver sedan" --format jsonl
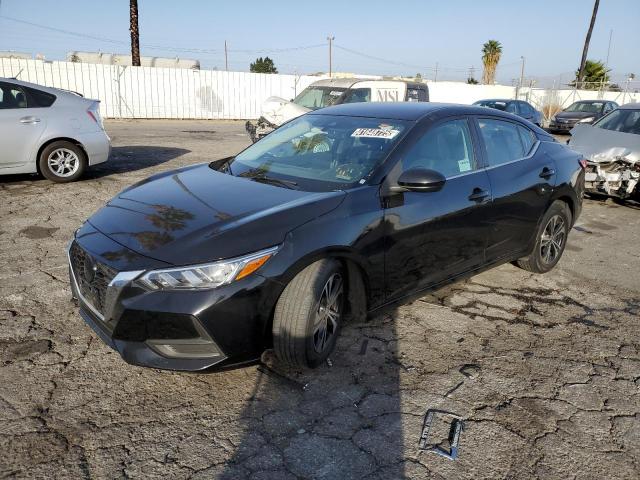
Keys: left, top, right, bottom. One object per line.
{"left": 0, "top": 78, "right": 111, "bottom": 182}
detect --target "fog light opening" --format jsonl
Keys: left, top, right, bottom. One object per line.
{"left": 146, "top": 339, "right": 223, "bottom": 359}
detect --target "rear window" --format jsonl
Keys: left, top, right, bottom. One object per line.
{"left": 25, "top": 87, "right": 56, "bottom": 107}
{"left": 478, "top": 119, "right": 528, "bottom": 167}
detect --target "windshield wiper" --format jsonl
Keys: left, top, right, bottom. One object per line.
{"left": 245, "top": 173, "right": 299, "bottom": 190}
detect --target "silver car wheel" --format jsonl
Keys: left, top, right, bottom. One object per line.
{"left": 540, "top": 214, "right": 566, "bottom": 264}
{"left": 312, "top": 273, "right": 343, "bottom": 353}
{"left": 47, "top": 148, "right": 80, "bottom": 177}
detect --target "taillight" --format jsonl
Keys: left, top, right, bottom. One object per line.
{"left": 87, "top": 110, "right": 98, "bottom": 123}
{"left": 579, "top": 158, "right": 588, "bottom": 169}
{"left": 87, "top": 102, "right": 104, "bottom": 129}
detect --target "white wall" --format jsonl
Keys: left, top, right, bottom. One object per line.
{"left": 2, "top": 58, "right": 638, "bottom": 120}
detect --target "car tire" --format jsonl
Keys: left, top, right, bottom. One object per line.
{"left": 517, "top": 200, "right": 572, "bottom": 274}
{"left": 272, "top": 259, "right": 344, "bottom": 368}
{"left": 39, "top": 141, "right": 87, "bottom": 183}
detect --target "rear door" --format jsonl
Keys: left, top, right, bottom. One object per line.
{"left": 0, "top": 82, "right": 48, "bottom": 169}
{"left": 473, "top": 116, "right": 555, "bottom": 262}
{"left": 383, "top": 116, "right": 493, "bottom": 300}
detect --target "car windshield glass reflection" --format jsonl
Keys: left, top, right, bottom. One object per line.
{"left": 565, "top": 102, "right": 604, "bottom": 113}
{"left": 224, "top": 115, "right": 410, "bottom": 191}
{"left": 593, "top": 109, "right": 640, "bottom": 135}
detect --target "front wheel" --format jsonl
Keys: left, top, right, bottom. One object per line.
{"left": 272, "top": 259, "right": 344, "bottom": 368}
{"left": 517, "top": 201, "right": 572, "bottom": 273}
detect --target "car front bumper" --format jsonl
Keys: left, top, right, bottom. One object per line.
{"left": 68, "top": 226, "right": 280, "bottom": 371}
{"left": 549, "top": 121, "right": 577, "bottom": 132}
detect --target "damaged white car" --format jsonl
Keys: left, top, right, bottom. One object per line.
{"left": 569, "top": 103, "right": 640, "bottom": 200}
{"left": 245, "top": 78, "right": 428, "bottom": 142}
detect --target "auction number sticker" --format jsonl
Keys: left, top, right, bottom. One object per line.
{"left": 352, "top": 126, "right": 400, "bottom": 139}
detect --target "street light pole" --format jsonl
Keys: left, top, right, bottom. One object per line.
{"left": 517, "top": 56, "right": 525, "bottom": 98}
{"left": 327, "top": 36, "right": 335, "bottom": 77}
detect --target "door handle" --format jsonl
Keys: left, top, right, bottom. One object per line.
{"left": 539, "top": 167, "right": 556, "bottom": 179}
{"left": 468, "top": 188, "right": 490, "bottom": 202}
{"left": 20, "top": 116, "right": 41, "bottom": 124}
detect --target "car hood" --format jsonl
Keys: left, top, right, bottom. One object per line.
{"left": 261, "top": 96, "right": 310, "bottom": 126}
{"left": 569, "top": 124, "right": 640, "bottom": 163}
{"left": 88, "top": 164, "right": 345, "bottom": 265}
{"left": 555, "top": 111, "right": 598, "bottom": 121}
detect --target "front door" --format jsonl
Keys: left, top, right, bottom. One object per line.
{"left": 383, "top": 117, "right": 493, "bottom": 301}
{"left": 0, "top": 82, "right": 47, "bottom": 169}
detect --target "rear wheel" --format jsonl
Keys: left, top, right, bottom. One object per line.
{"left": 517, "top": 201, "right": 571, "bottom": 273}
{"left": 272, "top": 259, "right": 344, "bottom": 368}
{"left": 39, "top": 141, "right": 87, "bottom": 183}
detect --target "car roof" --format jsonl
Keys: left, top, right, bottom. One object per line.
{"left": 308, "top": 102, "right": 517, "bottom": 121}
{"left": 0, "top": 77, "right": 89, "bottom": 101}
{"left": 309, "top": 78, "right": 365, "bottom": 88}
{"left": 619, "top": 102, "right": 640, "bottom": 110}
{"left": 570, "top": 99, "right": 607, "bottom": 104}
{"left": 475, "top": 99, "right": 515, "bottom": 103}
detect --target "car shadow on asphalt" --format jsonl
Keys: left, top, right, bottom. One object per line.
{"left": 0, "top": 146, "right": 189, "bottom": 184}
{"left": 85, "top": 146, "right": 190, "bottom": 179}
{"left": 211, "top": 306, "right": 411, "bottom": 479}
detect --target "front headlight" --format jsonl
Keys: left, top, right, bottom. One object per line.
{"left": 579, "top": 117, "right": 595, "bottom": 123}
{"left": 138, "top": 246, "right": 278, "bottom": 290}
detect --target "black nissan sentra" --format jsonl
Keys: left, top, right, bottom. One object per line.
{"left": 68, "top": 103, "right": 584, "bottom": 371}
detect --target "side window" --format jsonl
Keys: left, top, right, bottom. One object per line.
{"left": 342, "top": 88, "right": 371, "bottom": 104}
{"left": 0, "top": 83, "right": 28, "bottom": 109}
{"left": 402, "top": 119, "right": 476, "bottom": 178}
{"left": 24, "top": 87, "right": 56, "bottom": 107}
{"left": 406, "top": 87, "right": 427, "bottom": 102}
{"left": 506, "top": 102, "right": 518, "bottom": 114}
{"left": 517, "top": 125, "right": 536, "bottom": 155}
{"left": 478, "top": 118, "right": 527, "bottom": 167}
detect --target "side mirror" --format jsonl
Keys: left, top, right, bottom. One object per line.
{"left": 396, "top": 168, "right": 446, "bottom": 192}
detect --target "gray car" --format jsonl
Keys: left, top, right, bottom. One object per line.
{"left": 0, "top": 78, "right": 110, "bottom": 182}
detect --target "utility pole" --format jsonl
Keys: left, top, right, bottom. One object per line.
{"left": 327, "top": 36, "right": 335, "bottom": 77}
{"left": 517, "top": 56, "right": 525, "bottom": 98}
{"left": 224, "top": 40, "right": 228, "bottom": 71}
{"left": 605, "top": 29, "right": 613, "bottom": 68}
{"left": 434, "top": 62, "right": 438, "bottom": 82}
{"left": 129, "top": 0, "right": 141, "bottom": 66}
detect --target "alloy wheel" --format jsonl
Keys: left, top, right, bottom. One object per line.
{"left": 540, "top": 214, "right": 566, "bottom": 264}
{"left": 47, "top": 148, "right": 80, "bottom": 177}
{"left": 312, "top": 273, "right": 343, "bottom": 353}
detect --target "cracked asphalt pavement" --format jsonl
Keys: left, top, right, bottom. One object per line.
{"left": 1, "top": 120, "right": 639, "bottom": 479}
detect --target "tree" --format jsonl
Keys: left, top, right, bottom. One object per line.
{"left": 415, "top": 73, "right": 422, "bottom": 81}
{"left": 573, "top": 60, "right": 610, "bottom": 89}
{"left": 481, "top": 40, "right": 502, "bottom": 85}
{"left": 466, "top": 77, "right": 479, "bottom": 85}
{"left": 130, "top": 0, "right": 141, "bottom": 66}
{"left": 577, "top": 0, "right": 600, "bottom": 83}
{"left": 250, "top": 57, "right": 278, "bottom": 74}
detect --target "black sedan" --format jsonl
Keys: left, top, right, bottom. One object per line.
{"left": 68, "top": 103, "right": 585, "bottom": 371}
{"left": 473, "top": 99, "right": 542, "bottom": 126}
{"left": 549, "top": 100, "right": 618, "bottom": 132}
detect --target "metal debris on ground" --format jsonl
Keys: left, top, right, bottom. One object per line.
{"left": 419, "top": 409, "right": 464, "bottom": 460}
{"left": 359, "top": 339, "right": 369, "bottom": 355}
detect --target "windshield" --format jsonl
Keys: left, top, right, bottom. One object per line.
{"left": 593, "top": 109, "right": 640, "bottom": 135}
{"left": 292, "top": 87, "right": 347, "bottom": 110}
{"left": 475, "top": 100, "right": 508, "bottom": 111}
{"left": 565, "top": 102, "right": 604, "bottom": 113}
{"left": 221, "top": 114, "right": 411, "bottom": 191}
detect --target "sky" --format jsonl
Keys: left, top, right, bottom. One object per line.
{"left": 0, "top": 0, "right": 638, "bottom": 86}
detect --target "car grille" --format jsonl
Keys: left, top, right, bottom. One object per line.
{"left": 69, "top": 241, "right": 118, "bottom": 317}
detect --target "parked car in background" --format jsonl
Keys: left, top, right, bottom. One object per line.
{"left": 245, "top": 78, "right": 429, "bottom": 142}
{"left": 569, "top": 102, "right": 640, "bottom": 200}
{"left": 69, "top": 102, "right": 583, "bottom": 372}
{"left": 0, "top": 78, "right": 110, "bottom": 182}
{"left": 473, "top": 99, "right": 542, "bottom": 126}
{"left": 548, "top": 100, "right": 618, "bottom": 133}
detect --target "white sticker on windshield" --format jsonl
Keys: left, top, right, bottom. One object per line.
{"left": 351, "top": 127, "right": 400, "bottom": 139}
{"left": 330, "top": 90, "right": 343, "bottom": 96}
{"left": 458, "top": 158, "right": 472, "bottom": 172}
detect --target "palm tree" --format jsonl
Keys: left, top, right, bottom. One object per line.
{"left": 481, "top": 40, "right": 502, "bottom": 85}
{"left": 130, "top": 0, "right": 141, "bottom": 66}
{"left": 577, "top": 0, "right": 600, "bottom": 84}
{"left": 574, "top": 60, "right": 610, "bottom": 89}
